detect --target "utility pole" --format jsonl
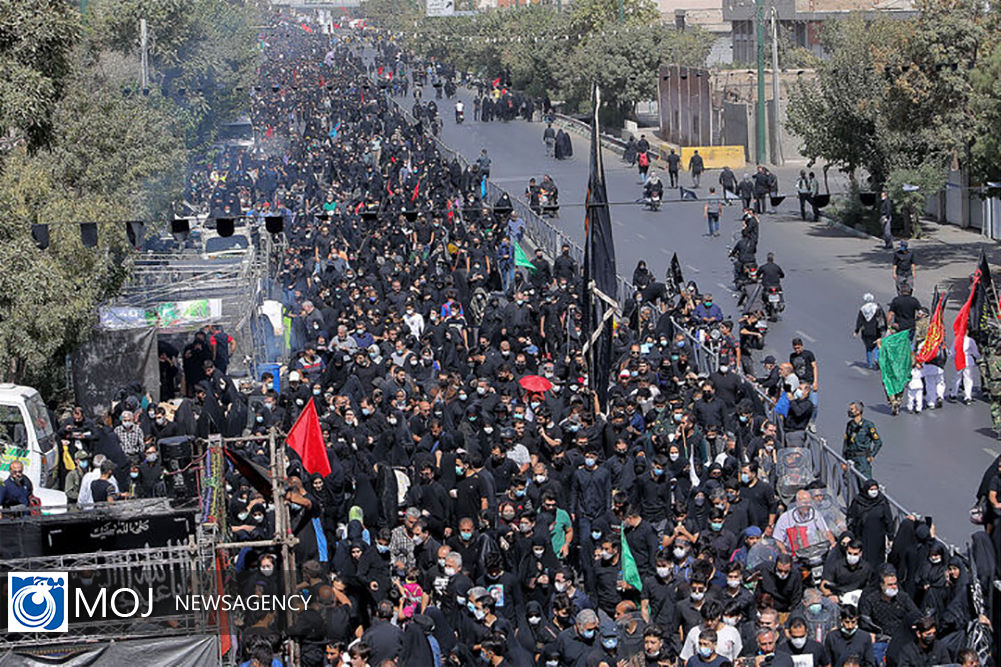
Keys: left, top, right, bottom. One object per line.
{"left": 755, "top": 0, "right": 766, "bottom": 164}
{"left": 140, "top": 18, "right": 149, "bottom": 92}
{"left": 770, "top": 6, "right": 783, "bottom": 165}
{"left": 618, "top": 0, "right": 624, "bottom": 23}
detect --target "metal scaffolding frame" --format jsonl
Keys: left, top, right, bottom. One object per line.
{"left": 0, "top": 523, "right": 221, "bottom": 655}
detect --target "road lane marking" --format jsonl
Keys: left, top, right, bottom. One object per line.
{"left": 636, "top": 233, "right": 647, "bottom": 240}
{"left": 985, "top": 447, "right": 999, "bottom": 458}
{"left": 686, "top": 264, "right": 701, "bottom": 273}
{"left": 795, "top": 330, "right": 817, "bottom": 343}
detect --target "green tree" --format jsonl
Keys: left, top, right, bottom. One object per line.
{"left": 787, "top": 0, "right": 988, "bottom": 193}
{"left": 785, "top": 16, "right": 904, "bottom": 184}
{"left": 0, "top": 150, "right": 131, "bottom": 388}
{"left": 47, "top": 78, "right": 188, "bottom": 220}
{"left": 0, "top": 0, "right": 81, "bottom": 151}
{"left": 970, "top": 39, "right": 1001, "bottom": 184}
{"left": 560, "top": 23, "right": 712, "bottom": 124}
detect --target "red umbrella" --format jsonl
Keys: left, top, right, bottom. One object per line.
{"left": 519, "top": 375, "right": 552, "bottom": 393}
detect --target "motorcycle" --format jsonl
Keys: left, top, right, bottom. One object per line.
{"left": 765, "top": 286, "right": 785, "bottom": 321}
{"left": 795, "top": 542, "right": 830, "bottom": 588}
{"left": 640, "top": 193, "right": 662, "bottom": 212}
{"left": 455, "top": 109, "right": 464, "bottom": 124}
{"left": 732, "top": 261, "right": 757, "bottom": 288}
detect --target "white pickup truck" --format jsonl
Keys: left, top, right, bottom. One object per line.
{"left": 0, "top": 383, "right": 69, "bottom": 511}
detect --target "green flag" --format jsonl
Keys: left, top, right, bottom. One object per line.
{"left": 514, "top": 242, "right": 536, "bottom": 271}
{"left": 879, "top": 330, "right": 913, "bottom": 396}
{"left": 620, "top": 529, "right": 643, "bottom": 591}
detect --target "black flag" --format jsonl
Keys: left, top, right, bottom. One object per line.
{"left": 670, "top": 253, "right": 685, "bottom": 291}
{"left": 680, "top": 187, "right": 698, "bottom": 201}
{"left": 967, "top": 251, "right": 994, "bottom": 344}
{"left": 125, "top": 220, "right": 144, "bottom": 248}
{"left": 31, "top": 224, "right": 50, "bottom": 250}
{"left": 80, "top": 222, "right": 99, "bottom": 248}
{"left": 223, "top": 444, "right": 273, "bottom": 500}
{"left": 581, "top": 84, "right": 618, "bottom": 412}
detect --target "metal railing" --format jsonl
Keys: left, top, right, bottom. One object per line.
{"left": 747, "top": 380, "right": 959, "bottom": 553}
{"left": 378, "top": 81, "right": 970, "bottom": 557}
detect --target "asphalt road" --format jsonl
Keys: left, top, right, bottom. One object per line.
{"left": 390, "top": 83, "right": 998, "bottom": 544}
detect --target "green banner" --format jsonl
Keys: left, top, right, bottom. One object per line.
{"left": 620, "top": 528, "right": 643, "bottom": 592}
{"left": 514, "top": 242, "right": 536, "bottom": 271}
{"left": 880, "top": 330, "right": 913, "bottom": 396}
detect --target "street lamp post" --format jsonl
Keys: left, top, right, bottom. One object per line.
{"left": 618, "top": 0, "right": 624, "bottom": 23}
{"left": 755, "top": 0, "right": 766, "bottom": 164}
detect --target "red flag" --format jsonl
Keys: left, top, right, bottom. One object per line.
{"left": 916, "top": 292, "right": 946, "bottom": 363}
{"left": 301, "top": 23, "right": 313, "bottom": 33}
{"left": 953, "top": 276, "right": 979, "bottom": 371}
{"left": 287, "top": 401, "right": 330, "bottom": 476}
{"left": 265, "top": 126, "right": 274, "bottom": 139}
{"left": 377, "top": 66, "right": 384, "bottom": 75}
{"left": 411, "top": 180, "right": 420, "bottom": 202}
{"left": 491, "top": 76, "right": 501, "bottom": 88}
{"left": 214, "top": 553, "right": 231, "bottom": 657}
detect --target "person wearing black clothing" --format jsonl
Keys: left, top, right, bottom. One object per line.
{"left": 858, "top": 567, "right": 919, "bottom": 639}
{"left": 632, "top": 455, "right": 674, "bottom": 529}
{"left": 753, "top": 166, "right": 770, "bottom": 214}
{"left": 286, "top": 595, "right": 328, "bottom": 667}
{"left": 880, "top": 190, "right": 894, "bottom": 249}
{"left": 739, "top": 461, "right": 777, "bottom": 532}
{"left": 666, "top": 149, "right": 681, "bottom": 188}
{"left": 554, "top": 243, "right": 577, "bottom": 283}
{"left": 887, "top": 285, "right": 921, "bottom": 333}
{"left": 892, "top": 242, "right": 915, "bottom": 295}
{"left": 825, "top": 606, "right": 876, "bottom": 667}
{"left": 360, "top": 600, "right": 403, "bottom": 664}
{"left": 758, "top": 253, "right": 784, "bottom": 290}
{"left": 821, "top": 539, "right": 873, "bottom": 597}
{"left": 757, "top": 555, "right": 803, "bottom": 613}
{"left": 784, "top": 383, "right": 814, "bottom": 443}
{"left": 779, "top": 617, "right": 831, "bottom": 667}
{"left": 453, "top": 454, "right": 489, "bottom": 522}
{"left": 895, "top": 616, "right": 950, "bottom": 667}
{"left": 623, "top": 505, "right": 660, "bottom": 579}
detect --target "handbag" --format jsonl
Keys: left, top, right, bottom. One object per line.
{"left": 968, "top": 496, "right": 986, "bottom": 525}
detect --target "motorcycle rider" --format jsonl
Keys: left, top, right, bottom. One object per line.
{"left": 729, "top": 235, "right": 757, "bottom": 287}
{"left": 759, "top": 252, "right": 784, "bottom": 290}
{"left": 454, "top": 99, "right": 464, "bottom": 123}
{"left": 758, "top": 252, "right": 785, "bottom": 320}
{"left": 644, "top": 171, "right": 664, "bottom": 208}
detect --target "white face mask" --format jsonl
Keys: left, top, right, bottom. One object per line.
{"left": 554, "top": 582, "right": 568, "bottom": 593}
{"left": 790, "top": 637, "right": 807, "bottom": 649}
{"left": 846, "top": 553, "right": 861, "bottom": 565}
{"left": 444, "top": 567, "right": 457, "bottom": 577}
{"left": 656, "top": 566, "right": 671, "bottom": 578}
{"left": 868, "top": 488, "right": 879, "bottom": 498}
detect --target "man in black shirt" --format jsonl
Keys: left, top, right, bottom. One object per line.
{"left": 892, "top": 241, "right": 915, "bottom": 295}
{"left": 880, "top": 190, "right": 894, "bottom": 249}
{"left": 821, "top": 539, "right": 873, "bottom": 597}
{"left": 887, "top": 285, "right": 921, "bottom": 333}
{"left": 790, "top": 337, "right": 819, "bottom": 415}
{"left": 758, "top": 253, "right": 784, "bottom": 289}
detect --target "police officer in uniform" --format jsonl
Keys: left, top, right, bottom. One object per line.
{"left": 843, "top": 401, "right": 881, "bottom": 478}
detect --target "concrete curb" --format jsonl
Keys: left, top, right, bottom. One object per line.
{"left": 823, "top": 217, "right": 879, "bottom": 241}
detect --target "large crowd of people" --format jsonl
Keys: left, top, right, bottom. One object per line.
{"left": 20, "top": 14, "right": 998, "bottom": 667}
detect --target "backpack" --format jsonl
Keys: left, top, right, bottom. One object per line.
{"left": 638, "top": 152, "right": 650, "bottom": 167}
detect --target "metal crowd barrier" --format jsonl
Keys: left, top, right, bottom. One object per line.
{"left": 747, "top": 381, "right": 959, "bottom": 553}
